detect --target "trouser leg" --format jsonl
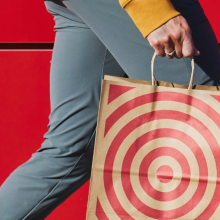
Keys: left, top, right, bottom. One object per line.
{"left": 0, "top": 2, "right": 126, "bottom": 219}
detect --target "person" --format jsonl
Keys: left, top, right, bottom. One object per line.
{"left": 0, "top": 0, "right": 220, "bottom": 219}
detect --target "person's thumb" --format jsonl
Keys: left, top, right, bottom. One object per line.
{"left": 193, "top": 44, "right": 200, "bottom": 56}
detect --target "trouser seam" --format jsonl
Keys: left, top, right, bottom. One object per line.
{"left": 22, "top": 127, "right": 97, "bottom": 220}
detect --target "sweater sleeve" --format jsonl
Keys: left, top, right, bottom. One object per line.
{"left": 118, "top": 0, "right": 181, "bottom": 38}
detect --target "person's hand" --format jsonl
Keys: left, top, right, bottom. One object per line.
{"left": 147, "top": 15, "right": 200, "bottom": 59}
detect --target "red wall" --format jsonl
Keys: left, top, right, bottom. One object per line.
{"left": 0, "top": 0, "right": 219, "bottom": 43}
{"left": 0, "top": 1, "right": 219, "bottom": 220}
{"left": 199, "top": 0, "right": 220, "bottom": 43}
{"left": 0, "top": 1, "right": 55, "bottom": 43}
{"left": 0, "top": 51, "right": 89, "bottom": 219}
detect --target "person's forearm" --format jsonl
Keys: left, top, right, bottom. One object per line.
{"left": 118, "top": 0, "right": 180, "bottom": 38}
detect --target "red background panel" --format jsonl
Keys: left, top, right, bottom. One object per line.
{"left": 199, "top": 0, "right": 220, "bottom": 42}
{"left": 0, "top": 1, "right": 55, "bottom": 42}
{"left": 0, "top": 51, "right": 89, "bottom": 219}
{"left": 0, "top": 0, "right": 219, "bottom": 43}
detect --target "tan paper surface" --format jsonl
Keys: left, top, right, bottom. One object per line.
{"left": 86, "top": 75, "right": 220, "bottom": 220}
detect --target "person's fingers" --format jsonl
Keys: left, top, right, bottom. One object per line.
{"left": 174, "top": 43, "right": 183, "bottom": 59}
{"left": 171, "top": 31, "right": 183, "bottom": 59}
{"left": 182, "top": 38, "right": 194, "bottom": 57}
{"left": 155, "top": 46, "right": 166, "bottom": 57}
{"left": 177, "top": 24, "right": 200, "bottom": 58}
{"left": 147, "top": 15, "right": 200, "bottom": 59}
{"left": 149, "top": 39, "right": 166, "bottom": 57}
{"left": 181, "top": 23, "right": 195, "bottom": 58}
{"left": 164, "top": 37, "right": 175, "bottom": 59}
{"left": 194, "top": 47, "right": 200, "bottom": 56}
{"left": 192, "top": 41, "right": 200, "bottom": 56}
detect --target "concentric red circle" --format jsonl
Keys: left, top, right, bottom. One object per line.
{"left": 156, "top": 165, "right": 173, "bottom": 183}
{"left": 103, "top": 91, "right": 220, "bottom": 219}
{"left": 138, "top": 145, "right": 190, "bottom": 201}
{"left": 120, "top": 126, "right": 207, "bottom": 218}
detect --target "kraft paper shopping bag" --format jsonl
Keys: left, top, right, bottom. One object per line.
{"left": 86, "top": 52, "right": 220, "bottom": 220}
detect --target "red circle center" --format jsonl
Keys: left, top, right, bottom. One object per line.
{"left": 156, "top": 165, "right": 173, "bottom": 183}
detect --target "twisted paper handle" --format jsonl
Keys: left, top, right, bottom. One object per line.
{"left": 151, "top": 52, "right": 195, "bottom": 89}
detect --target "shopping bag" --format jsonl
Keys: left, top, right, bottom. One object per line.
{"left": 86, "top": 52, "right": 220, "bottom": 220}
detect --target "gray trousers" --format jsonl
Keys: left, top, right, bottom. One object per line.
{"left": 0, "top": 0, "right": 220, "bottom": 219}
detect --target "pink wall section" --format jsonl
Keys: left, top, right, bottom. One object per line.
{"left": 0, "top": 0, "right": 219, "bottom": 43}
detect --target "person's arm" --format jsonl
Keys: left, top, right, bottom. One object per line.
{"left": 118, "top": 0, "right": 200, "bottom": 59}
{"left": 118, "top": 0, "right": 180, "bottom": 38}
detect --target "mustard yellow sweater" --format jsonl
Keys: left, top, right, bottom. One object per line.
{"left": 118, "top": 0, "right": 180, "bottom": 38}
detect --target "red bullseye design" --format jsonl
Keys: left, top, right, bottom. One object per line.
{"left": 120, "top": 127, "right": 207, "bottom": 218}
{"left": 156, "top": 165, "right": 173, "bottom": 183}
{"left": 137, "top": 144, "right": 191, "bottom": 202}
{"left": 101, "top": 91, "right": 220, "bottom": 219}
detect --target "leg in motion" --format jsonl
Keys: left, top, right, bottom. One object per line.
{"left": 0, "top": 1, "right": 126, "bottom": 219}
